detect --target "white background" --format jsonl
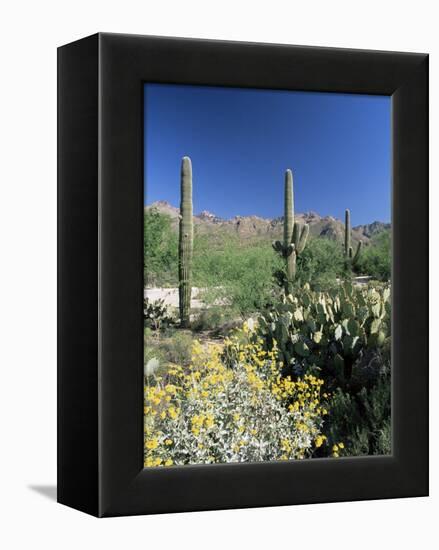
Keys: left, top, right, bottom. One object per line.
{"left": 0, "top": 1, "right": 436, "bottom": 548}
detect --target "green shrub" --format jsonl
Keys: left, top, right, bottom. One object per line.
{"left": 191, "top": 306, "right": 237, "bottom": 333}
{"left": 157, "top": 331, "right": 194, "bottom": 366}
{"left": 144, "top": 328, "right": 194, "bottom": 377}
{"left": 144, "top": 330, "right": 167, "bottom": 376}
{"left": 193, "top": 235, "right": 282, "bottom": 316}
{"left": 143, "top": 297, "right": 174, "bottom": 330}
{"left": 144, "top": 209, "right": 178, "bottom": 286}
{"left": 324, "top": 375, "right": 391, "bottom": 456}
{"left": 356, "top": 230, "right": 391, "bottom": 281}
{"left": 296, "top": 237, "right": 345, "bottom": 288}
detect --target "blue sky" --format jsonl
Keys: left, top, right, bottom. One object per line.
{"left": 144, "top": 84, "right": 391, "bottom": 225}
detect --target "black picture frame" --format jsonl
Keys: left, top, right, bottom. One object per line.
{"left": 57, "top": 33, "right": 429, "bottom": 517}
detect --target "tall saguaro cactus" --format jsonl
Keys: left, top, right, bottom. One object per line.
{"left": 344, "top": 208, "right": 362, "bottom": 270}
{"left": 178, "top": 156, "right": 193, "bottom": 327}
{"left": 272, "top": 169, "right": 309, "bottom": 293}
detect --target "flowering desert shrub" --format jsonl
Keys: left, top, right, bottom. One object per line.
{"left": 144, "top": 330, "right": 328, "bottom": 467}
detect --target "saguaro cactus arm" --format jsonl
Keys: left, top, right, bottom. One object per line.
{"left": 178, "top": 156, "right": 193, "bottom": 327}
{"left": 292, "top": 222, "right": 309, "bottom": 253}
{"left": 272, "top": 240, "right": 283, "bottom": 253}
{"left": 344, "top": 208, "right": 362, "bottom": 268}
{"left": 352, "top": 240, "right": 362, "bottom": 264}
{"left": 344, "top": 209, "right": 351, "bottom": 257}
{"left": 296, "top": 223, "right": 309, "bottom": 254}
{"left": 283, "top": 169, "right": 294, "bottom": 246}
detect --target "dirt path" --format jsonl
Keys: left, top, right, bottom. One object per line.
{"left": 144, "top": 287, "right": 205, "bottom": 309}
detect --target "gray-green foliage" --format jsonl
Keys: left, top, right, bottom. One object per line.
{"left": 191, "top": 306, "right": 239, "bottom": 334}
{"left": 144, "top": 327, "right": 194, "bottom": 378}
{"left": 156, "top": 329, "right": 194, "bottom": 366}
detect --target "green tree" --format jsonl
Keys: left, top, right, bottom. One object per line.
{"left": 356, "top": 230, "right": 391, "bottom": 281}
{"left": 296, "top": 237, "right": 345, "bottom": 288}
{"left": 144, "top": 209, "right": 178, "bottom": 286}
{"left": 193, "top": 234, "right": 282, "bottom": 316}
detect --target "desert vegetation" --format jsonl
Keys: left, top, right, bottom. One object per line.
{"left": 144, "top": 157, "right": 391, "bottom": 466}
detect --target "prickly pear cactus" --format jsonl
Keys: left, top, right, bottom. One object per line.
{"left": 344, "top": 209, "right": 362, "bottom": 271}
{"left": 256, "top": 282, "right": 391, "bottom": 384}
{"left": 178, "top": 156, "right": 193, "bottom": 327}
{"left": 272, "top": 170, "right": 309, "bottom": 293}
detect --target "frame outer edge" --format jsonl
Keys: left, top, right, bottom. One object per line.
{"left": 72, "top": 34, "right": 429, "bottom": 516}
{"left": 57, "top": 33, "right": 100, "bottom": 517}
{"left": 392, "top": 55, "right": 429, "bottom": 495}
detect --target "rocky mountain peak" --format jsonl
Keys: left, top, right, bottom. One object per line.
{"left": 145, "top": 201, "right": 389, "bottom": 244}
{"left": 197, "top": 210, "right": 222, "bottom": 223}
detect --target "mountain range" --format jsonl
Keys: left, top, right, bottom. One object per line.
{"left": 146, "top": 200, "right": 390, "bottom": 244}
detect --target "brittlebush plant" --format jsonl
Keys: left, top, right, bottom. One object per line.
{"left": 144, "top": 322, "right": 329, "bottom": 467}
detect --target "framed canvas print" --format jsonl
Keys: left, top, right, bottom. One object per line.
{"left": 58, "top": 33, "right": 428, "bottom": 517}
